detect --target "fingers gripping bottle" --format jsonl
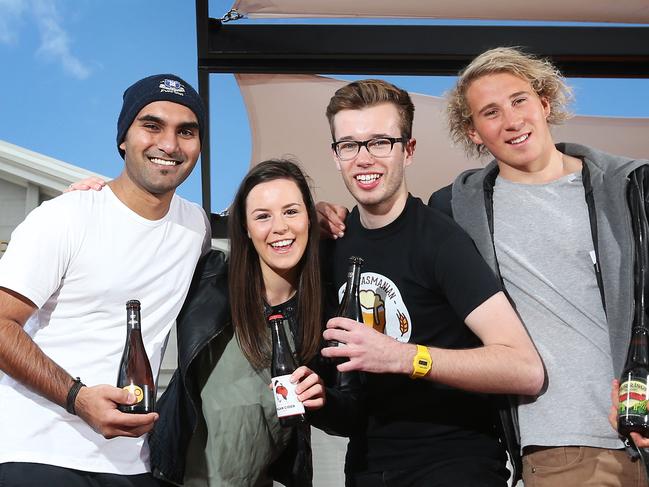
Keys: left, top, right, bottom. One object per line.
{"left": 269, "top": 313, "right": 306, "bottom": 427}
{"left": 117, "top": 300, "right": 155, "bottom": 413}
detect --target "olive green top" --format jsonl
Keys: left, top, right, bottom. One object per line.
{"left": 183, "top": 325, "right": 292, "bottom": 487}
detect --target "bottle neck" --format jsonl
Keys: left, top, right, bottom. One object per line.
{"left": 628, "top": 326, "right": 649, "bottom": 365}
{"left": 271, "top": 319, "right": 289, "bottom": 350}
{"left": 270, "top": 318, "right": 296, "bottom": 369}
{"left": 127, "top": 308, "right": 142, "bottom": 331}
{"left": 344, "top": 262, "right": 362, "bottom": 299}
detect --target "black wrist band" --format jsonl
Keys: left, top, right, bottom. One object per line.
{"left": 65, "top": 377, "right": 85, "bottom": 415}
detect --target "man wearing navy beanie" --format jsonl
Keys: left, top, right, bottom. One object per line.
{"left": 0, "top": 74, "right": 210, "bottom": 486}
{"left": 117, "top": 74, "right": 206, "bottom": 158}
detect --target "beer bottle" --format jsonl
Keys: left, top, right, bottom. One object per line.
{"left": 338, "top": 256, "right": 364, "bottom": 322}
{"left": 117, "top": 300, "right": 155, "bottom": 414}
{"left": 618, "top": 324, "right": 649, "bottom": 437}
{"left": 327, "top": 256, "right": 365, "bottom": 351}
{"left": 269, "top": 313, "right": 305, "bottom": 427}
{"left": 618, "top": 179, "right": 649, "bottom": 438}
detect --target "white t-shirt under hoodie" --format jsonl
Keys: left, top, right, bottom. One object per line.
{"left": 0, "top": 186, "right": 209, "bottom": 475}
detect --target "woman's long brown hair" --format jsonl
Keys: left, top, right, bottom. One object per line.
{"left": 227, "top": 159, "right": 322, "bottom": 369}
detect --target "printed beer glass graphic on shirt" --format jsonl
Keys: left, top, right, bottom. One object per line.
{"left": 340, "top": 271, "right": 412, "bottom": 342}
{"left": 359, "top": 289, "right": 386, "bottom": 334}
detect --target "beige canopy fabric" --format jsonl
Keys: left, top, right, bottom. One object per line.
{"left": 231, "top": 0, "right": 649, "bottom": 23}
{"left": 237, "top": 73, "right": 649, "bottom": 208}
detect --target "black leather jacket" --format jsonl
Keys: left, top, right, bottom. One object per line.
{"left": 148, "top": 249, "right": 310, "bottom": 486}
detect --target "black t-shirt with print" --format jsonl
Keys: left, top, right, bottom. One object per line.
{"left": 322, "top": 195, "right": 505, "bottom": 472}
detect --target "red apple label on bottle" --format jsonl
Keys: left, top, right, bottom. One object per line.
{"left": 272, "top": 374, "right": 305, "bottom": 418}
{"left": 619, "top": 379, "right": 648, "bottom": 416}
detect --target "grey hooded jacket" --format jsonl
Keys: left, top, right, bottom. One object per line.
{"left": 429, "top": 141, "right": 649, "bottom": 480}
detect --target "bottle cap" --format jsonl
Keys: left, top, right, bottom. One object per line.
{"left": 126, "top": 300, "right": 141, "bottom": 308}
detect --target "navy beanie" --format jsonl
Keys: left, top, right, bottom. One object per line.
{"left": 116, "top": 74, "right": 206, "bottom": 158}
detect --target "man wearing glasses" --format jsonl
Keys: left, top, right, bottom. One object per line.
{"left": 314, "top": 79, "right": 543, "bottom": 486}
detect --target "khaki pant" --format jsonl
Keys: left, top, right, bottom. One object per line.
{"left": 522, "top": 446, "right": 648, "bottom": 487}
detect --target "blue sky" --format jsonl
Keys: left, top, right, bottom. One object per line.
{"left": 1, "top": 0, "right": 648, "bottom": 212}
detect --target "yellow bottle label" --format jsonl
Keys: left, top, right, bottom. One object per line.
{"left": 122, "top": 384, "right": 144, "bottom": 404}
{"left": 619, "top": 379, "right": 648, "bottom": 416}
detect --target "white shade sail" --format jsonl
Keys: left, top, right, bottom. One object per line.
{"left": 231, "top": 0, "right": 649, "bottom": 23}
{"left": 237, "top": 73, "right": 649, "bottom": 209}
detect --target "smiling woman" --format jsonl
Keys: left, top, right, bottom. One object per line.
{"left": 149, "top": 158, "right": 328, "bottom": 487}
{"left": 245, "top": 178, "right": 310, "bottom": 303}
{"left": 229, "top": 159, "right": 322, "bottom": 370}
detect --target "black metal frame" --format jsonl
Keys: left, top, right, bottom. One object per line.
{"left": 195, "top": 0, "right": 649, "bottom": 218}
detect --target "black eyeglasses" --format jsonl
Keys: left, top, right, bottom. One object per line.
{"left": 332, "top": 137, "right": 406, "bottom": 161}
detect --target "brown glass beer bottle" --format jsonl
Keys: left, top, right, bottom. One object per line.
{"left": 269, "top": 313, "right": 305, "bottom": 427}
{"left": 117, "top": 300, "right": 155, "bottom": 414}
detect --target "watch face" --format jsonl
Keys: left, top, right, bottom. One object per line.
{"left": 411, "top": 345, "right": 431, "bottom": 378}
{"left": 416, "top": 358, "right": 429, "bottom": 367}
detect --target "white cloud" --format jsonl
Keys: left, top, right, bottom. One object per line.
{"left": 0, "top": 0, "right": 27, "bottom": 44}
{"left": 1, "top": 0, "right": 91, "bottom": 79}
{"left": 35, "top": 15, "right": 91, "bottom": 79}
{"left": 33, "top": 0, "right": 91, "bottom": 79}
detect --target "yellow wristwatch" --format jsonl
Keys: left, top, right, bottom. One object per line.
{"left": 410, "top": 344, "right": 432, "bottom": 379}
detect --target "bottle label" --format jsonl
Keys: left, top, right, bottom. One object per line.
{"left": 271, "top": 374, "right": 305, "bottom": 418}
{"left": 122, "top": 384, "right": 145, "bottom": 404}
{"left": 619, "top": 379, "right": 648, "bottom": 416}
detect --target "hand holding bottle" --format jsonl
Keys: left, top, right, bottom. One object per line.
{"left": 116, "top": 300, "right": 156, "bottom": 414}
{"left": 610, "top": 379, "right": 649, "bottom": 448}
{"left": 616, "top": 324, "right": 649, "bottom": 443}
{"left": 290, "top": 365, "right": 326, "bottom": 410}
{"left": 269, "top": 313, "right": 306, "bottom": 427}
{"left": 74, "top": 384, "right": 158, "bottom": 439}
{"left": 322, "top": 316, "right": 410, "bottom": 374}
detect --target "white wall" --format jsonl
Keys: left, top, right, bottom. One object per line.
{"left": 0, "top": 178, "right": 26, "bottom": 244}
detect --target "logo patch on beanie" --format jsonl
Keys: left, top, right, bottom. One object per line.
{"left": 159, "top": 79, "right": 186, "bottom": 96}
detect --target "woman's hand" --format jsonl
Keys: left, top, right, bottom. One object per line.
{"left": 291, "top": 365, "right": 325, "bottom": 411}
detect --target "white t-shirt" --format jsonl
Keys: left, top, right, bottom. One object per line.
{"left": 0, "top": 187, "right": 210, "bottom": 474}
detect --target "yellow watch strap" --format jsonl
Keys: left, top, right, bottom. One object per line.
{"left": 410, "top": 344, "right": 432, "bottom": 379}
